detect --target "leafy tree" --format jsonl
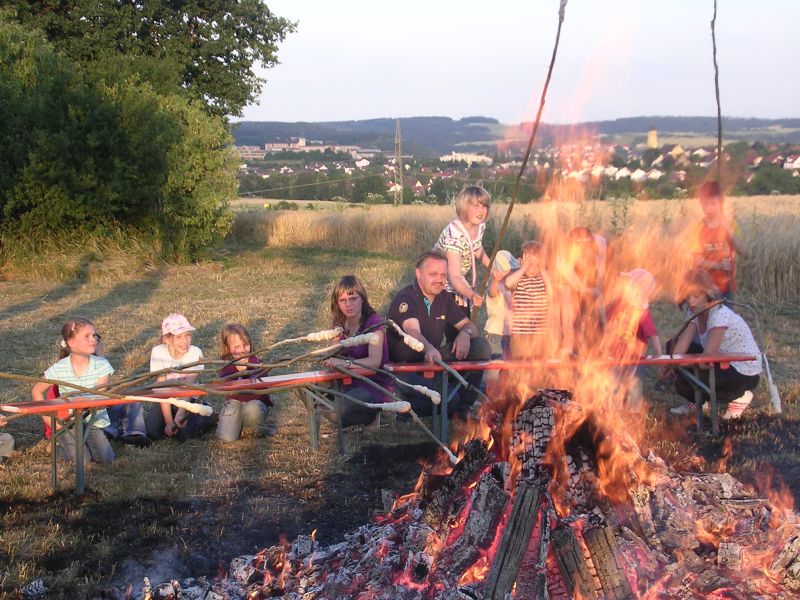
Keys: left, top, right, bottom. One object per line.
{"left": 642, "top": 148, "right": 661, "bottom": 167}
{"left": 352, "top": 175, "right": 386, "bottom": 203}
{"left": 747, "top": 165, "right": 800, "bottom": 195}
{"left": 7, "top": 0, "right": 295, "bottom": 117}
{"left": 0, "top": 19, "right": 235, "bottom": 259}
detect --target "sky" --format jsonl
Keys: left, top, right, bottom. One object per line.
{"left": 238, "top": 0, "right": 799, "bottom": 124}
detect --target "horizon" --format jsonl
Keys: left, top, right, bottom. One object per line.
{"left": 238, "top": 0, "right": 798, "bottom": 124}
{"left": 233, "top": 113, "right": 800, "bottom": 125}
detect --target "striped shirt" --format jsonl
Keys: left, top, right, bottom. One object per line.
{"left": 511, "top": 273, "right": 549, "bottom": 334}
{"left": 44, "top": 355, "right": 114, "bottom": 428}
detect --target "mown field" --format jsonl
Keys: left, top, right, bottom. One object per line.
{"left": 1, "top": 197, "right": 799, "bottom": 598}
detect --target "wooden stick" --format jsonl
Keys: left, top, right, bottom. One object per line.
{"left": 471, "top": 0, "right": 569, "bottom": 323}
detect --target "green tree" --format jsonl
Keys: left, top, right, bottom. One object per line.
{"left": 747, "top": 165, "right": 800, "bottom": 195}
{"left": 0, "top": 19, "right": 235, "bottom": 259}
{"left": 352, "top": 175, "right": 386, "bottom": 203}
{"left": 7, "top": 0, "right": 295, "bottom": 117}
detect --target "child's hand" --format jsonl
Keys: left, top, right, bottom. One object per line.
{"left": 471, "top": 293, "right": 484, "bottom": 307}
{"left": 164, "top": 423, "right": 177, "bottom": 437}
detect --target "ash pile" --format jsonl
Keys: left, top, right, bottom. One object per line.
{"left": 131, "top": 390, "right": 800, "bottom": 600}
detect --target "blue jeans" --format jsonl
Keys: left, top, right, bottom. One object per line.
{"left": 216, "top": 399, "right": 270, "bottom": 441}
{"left": 57, "top": 426, "right": 114, "bottom": 464}
{"left": 104, "top": 403, "right": 146, "bottom": 438}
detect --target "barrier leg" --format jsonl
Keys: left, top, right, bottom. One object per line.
{"left": 693, "top": 367, "right": 703, "bottom": 433}
{"left": 300, "top": 390, "right": 320, "bottom": 450}
{"left": 75, "top": 411, "right": 85, "bottom": 495}
{"left": 709, "top": 367, "right": 719, "bottom": 435}
{"left": 50, "top": 414, "right": 58, "bottom": 492}
{"left": 334, "top": 393, "right": 345, "bottom": 456}
{"left": 441, "top": 375, "right": 449, "bottom": 444}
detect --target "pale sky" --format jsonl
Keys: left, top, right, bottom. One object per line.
{"left": 239, "top": 0, "right": 798, "bottom": 124}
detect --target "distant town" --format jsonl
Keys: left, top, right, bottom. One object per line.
{"left": 234, "top": 129, "right": 800, "bottom": 204}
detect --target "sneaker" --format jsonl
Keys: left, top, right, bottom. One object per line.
{"left": 722, "top": 391, "right": 753, "bottom": 420}
{"left": 670, "top": 401, "right": 695, "bottom": 415}
{"left": 121, "top": 433, "right": 151, "bottom": 448}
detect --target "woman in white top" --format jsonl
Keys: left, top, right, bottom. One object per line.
{"left": 671, "top": 269, "right": 762, "bottom": 419}
{"left": 433, "top": 185, "right": 492, "bottom": 313}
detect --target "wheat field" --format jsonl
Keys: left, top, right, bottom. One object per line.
{"left": 227, "top": 195, "right": 800, "bottom": 305}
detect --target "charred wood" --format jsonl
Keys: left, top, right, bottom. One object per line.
{"left": 583, "top": 524, "right": 634, "bottom": 600}
{"left": 482, "top": 481, "right": 544, "bottom": 600}
{"left": 442, "top": 466, "right": 510, "bottom": 574}
{"left": 552, "top": 524, "right": 597, "bottom": 599}
{"left": 422, "top": 439, "right": 492, "bottom": 527}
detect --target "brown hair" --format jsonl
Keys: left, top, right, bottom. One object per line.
{"left": 58, "top": 317, "right": 95, "bottom": 359}
{"left": 219, "top": 323, "right": 254, "bottom": 360}
{"left": 521, "top": 240, "right": 542, "bottom": 256}
{"left": 698, "top": 180, "right": 723, "bottom": 203}
{"left": 330, "top": 275, "right": 376, "bottom": 330}
{"left": 678, "top": 268, "right": 721, "bottom": 304}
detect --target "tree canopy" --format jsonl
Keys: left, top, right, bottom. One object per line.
{"left": 6, "top": 1, "right": 295, "bottom": 117}
{"left": 0, "top": 18, "right": 236, "bottom": 259}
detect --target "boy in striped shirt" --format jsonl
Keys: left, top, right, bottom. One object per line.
{"left": 505, "top": 241, "right": 553, "bottom": 359}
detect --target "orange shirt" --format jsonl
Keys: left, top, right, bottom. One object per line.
{"left": 693, "top": 219, "right": 741, "bottom": 294}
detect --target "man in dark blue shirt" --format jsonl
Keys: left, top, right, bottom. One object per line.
{"left": 387, "top": 251, "right": 490, "bottom": 415}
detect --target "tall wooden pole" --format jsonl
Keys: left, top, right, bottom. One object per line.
{"left": 471, "top": 0, "right": 568, "bottom": 322}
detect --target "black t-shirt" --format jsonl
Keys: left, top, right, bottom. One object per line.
{"left": 387, "top": 283, "right": 466, "bottom": 362}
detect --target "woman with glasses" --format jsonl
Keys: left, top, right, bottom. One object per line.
{"left": 322, "top": 275, "right": 393, "bottom": 426}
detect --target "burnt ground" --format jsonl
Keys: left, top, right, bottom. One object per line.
{"left": 2, "top": 387, "right": 798, "bottom": 599}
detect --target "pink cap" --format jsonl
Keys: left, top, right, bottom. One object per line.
{"left": 161, "top": 313, "right": 196, "bottom": 336}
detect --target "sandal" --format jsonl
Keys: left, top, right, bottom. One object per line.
{"left": 722, "top": 391, "right": 753, "bottom": 420}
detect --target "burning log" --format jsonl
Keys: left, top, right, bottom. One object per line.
{"left": 422, "top": 439, "right": 493, "bottom": 527}
{"left": 482, "top": 480, "right": 545, "bottom": 600}
{"left": 552, "top": 524, "right": 597, "bottom": 599}
{"left": 440, "top": 464, "right": 510, "bottom": 575}
{"left": 583, "top": 524, "right": 634, "bottom": 600}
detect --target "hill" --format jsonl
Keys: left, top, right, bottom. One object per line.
{"left": 232, "top": 115, "right": 800, "bottom": 157}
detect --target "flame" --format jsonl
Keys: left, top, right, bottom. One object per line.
{"left": 458, "top": 555, "right": 489, "bottom": 585}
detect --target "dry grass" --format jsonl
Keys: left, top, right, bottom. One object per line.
{"left": 0, "top": 237, "right": 799, "bottom": 596}
{"left": 227, "top": 195, "right": 800, "bottom": 304}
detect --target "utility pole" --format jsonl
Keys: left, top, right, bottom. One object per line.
{"left": 394, "top": 119, "right": 404, "bottom": 206}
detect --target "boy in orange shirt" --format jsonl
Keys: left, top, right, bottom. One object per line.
{"left": 692, "top": 181, "right": 747, "bottom": 299}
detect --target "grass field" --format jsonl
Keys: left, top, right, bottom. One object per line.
{"left": 1, "top": 197, "right": 799, "bottom": 598}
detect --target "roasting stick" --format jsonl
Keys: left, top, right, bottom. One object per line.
{"left": 105, "top": 327, "right": 347, "bottom": 392}
{"left": 383, "top": 319, "right": 490, "bottom": 404}
{"left": 0, "top": 372, "right": 213, "bottom": 416}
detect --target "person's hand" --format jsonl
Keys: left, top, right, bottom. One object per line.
{"left": 0, "top": 416, "right": 7, "bottom": 427}
{"left": 424, "top": 347, "right": 443, "bottom": 364}
{"left": 719, "top": 257, "right": 732, "bottom": 272}
{"left": 164, "top": 423, "right": 177, "bottom": 437}
{"left": 451, "top": 330, "right": 471, "bottom": 360}
{"left": 471, "top": 293, "right": 484, "bottom": 307}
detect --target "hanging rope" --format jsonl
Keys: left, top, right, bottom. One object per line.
{"left": 711, "top": 0, "right": 723, "bottom": 185}
{"left": 471, "top": 0, "right": 569, "bottom": 321}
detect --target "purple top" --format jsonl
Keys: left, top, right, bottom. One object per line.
{"left": 219, "top": 355, "right": 273, "bottom": 405}
{"left": 338, "top": 312, "right": 393, "bottom": 400}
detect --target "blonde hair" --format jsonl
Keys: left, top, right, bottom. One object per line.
{"left": 454, "top": 185, "right": 491, "bottom": 220}
{"left": 219, "top": 323, "right": 254, "bottom": 360}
